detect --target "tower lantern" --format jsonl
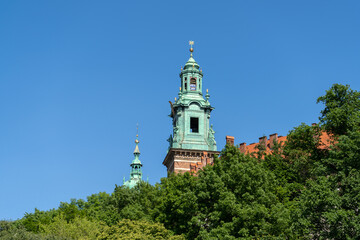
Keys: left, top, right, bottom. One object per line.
{"left": 163, "top": 42, "right": 219, "bottom": 174}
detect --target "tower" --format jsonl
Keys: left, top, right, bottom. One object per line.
{"left": 123, "top": 134, "right": 143, "bottom": 188}
{"left": 163, "top": 42, "right": 219, "bottom": 174}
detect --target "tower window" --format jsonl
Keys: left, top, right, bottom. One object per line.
{"left": 190, "top": 78, "right": 196, "bottom": 91}
{"left": 184, "top": 78, "right": 187, "bottom": 91}
{"left": 190, "top": 117, "right": 199, "bottom": 133}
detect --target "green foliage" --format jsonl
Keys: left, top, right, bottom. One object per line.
{"left": 155, "top": 172, "right": 198, "bottom": 236}
{"left": 284, "top": 123, "right": 325, "bottom": 183}
{"left": 317, "top": 83, "right": 360, "bottom": 136}
{"left": 323, "top": 131, "right": 360, "bottom": 175}
{"left": 295, "top": 84, "right": 360, "bottom": 239}
{"left": 156, "top": 146, "right": 293, "bottom": 239}
{"left": 58, "top": 199, "right": 86, "bottom": 223}
{"left": 98, "top": 219, "right": 184, "bottom": 240}
{"left": 40, "top": 214, "right": 102, "bottom": 240}
{"left": 84, "top": 192, "right": 119, "bottom": 225}
{"left": 205, "top": 146, "right": 292, "bottom": 239}
{"left": 112, "top": 181, "right": 159, "bottom": 222}
{"left": 301, "top": 143, "right": 360, "bottom": 238}
{"left": 20, "top": 208, "right": 59, "bottom": 233}
{"left": 295, "top": 171, "right": 360, "bottom": 239}
{"left": 0, "top": 220, "right": 43, "bottom": 240}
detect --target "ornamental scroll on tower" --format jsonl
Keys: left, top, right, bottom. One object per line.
{"left": 163, "top": 42, "right": 219, "bottom": 174}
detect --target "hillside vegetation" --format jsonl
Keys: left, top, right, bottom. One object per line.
{"left": 1, "top": 84, "right": 360, "bottom": 239}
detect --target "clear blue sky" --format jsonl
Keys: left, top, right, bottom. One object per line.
{"left": 1, "top": 1, "right": 360, "bottom": 220}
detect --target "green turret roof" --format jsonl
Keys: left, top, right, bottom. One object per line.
{"left": 183, "top": 56, "right": 199, "bottom": 69}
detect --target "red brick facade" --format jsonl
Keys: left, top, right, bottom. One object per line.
{"left": 165, "top": 129, "right": 332, "bottom": 174}
{"left": 163, "top": 149, "right": 219, "bottom": 175}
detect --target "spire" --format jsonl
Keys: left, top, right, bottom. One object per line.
{"left": 132, "top": 133, "right": 141, "bottom": 164}
{"left": 123, "top": 126, "right": 143, "bottom": 189}
{"left": 133, "top": 123, "right": 140, "bottom": 155}
{"left": 182, "top": 40, "right": 200, "bottom": 71}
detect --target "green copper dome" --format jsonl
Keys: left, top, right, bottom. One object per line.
{"left": 183, "top": 56, "right": 200, "bottom": 70}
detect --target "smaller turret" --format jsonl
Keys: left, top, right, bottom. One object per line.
{"left": 123, "top": 134, "right": 143, "bottom": 188}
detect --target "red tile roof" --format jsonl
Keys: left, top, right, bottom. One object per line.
{"left": 236, "top": 131, "right": 332, "bottom": 156}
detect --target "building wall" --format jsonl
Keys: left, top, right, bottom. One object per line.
{"left": 163, "top": 149, "right": 218, "bottom": 174}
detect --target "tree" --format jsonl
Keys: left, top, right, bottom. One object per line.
{"left": 40, "top": 214, "right": 103, "bottom": 240}
{"left": 156, "top": 146, "right": 293, "bottom": 239}
{"left": 283, "top": 123, "right": 326, "bottom": 184}
{"left": 84, "top": 192, "right": 119, "bottom": 225}
{"left": 112, "top": 181, "right": 159, "bottom": 222}
{"left": 155, "top": 172, "right": 198, "bottom": 237}
{"left": 98, "top": 219, "right": 184, "bottom": 240}
{"left": 294, "top": 172, "right": 360, "bottom": 239}
{"left": 205, "top": 145, "right": 292, "bottom": 239}
{"left": 317, "top": 83, "right": 360, "bottom": 136}
{"left": 0, "top": 220, "right": 43, "bottom": 240}
{"left": 20, "top": 208, "right": 59, "bottom": 233}
{"left": 294, "top": 84, "right": 360, "bottom": 239}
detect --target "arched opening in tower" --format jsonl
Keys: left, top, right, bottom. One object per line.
{"left": 190, "top": 78, "right": 196, "bottom": 91}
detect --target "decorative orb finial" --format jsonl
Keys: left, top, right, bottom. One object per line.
{"left": 179, "top": 87, "right": 181, "bottom": 91}
{"left": 189, "top": 40, "right": 194, "bottom": 56}
{"left": 175, "top": 97, "right": 177, "bottom": 101}
{"left": 206, "top": 89, "right": 209, "bottom": 93}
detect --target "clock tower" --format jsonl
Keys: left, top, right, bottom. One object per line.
{"left": 163, "top": 42, "right": 219, "bottom": 174}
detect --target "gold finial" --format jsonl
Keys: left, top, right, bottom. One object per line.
{"left": 206, "top": 89, "right": 209, "bottom": 93}
{"left": 193, "top": 63, "right": 195, "bottom": 68}
{"left": 136, "top": 123, "right": 139, "bottom": 138}
{"left": 179, "top": 87, "right": 181, "bottom": 91}
{"left": 200, "top": 68, "right": 202, "bottom": 73}
{"left": 175, "top": 97, "right": 177, "bottom": 101}
{"left": 189, "top": 40, "right": 194, "bottom": 56}
{"left": 135, "top": 123, "right": 139, "bottom": 143}
{"left": 181, "top": 66, "right": 183, "bottom": 71}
